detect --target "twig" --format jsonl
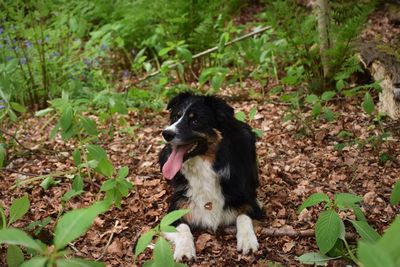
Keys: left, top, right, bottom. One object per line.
{"left": 9, "top": 169, "right": 74, "bottom": 190}
{"left": 0, "top": 128, "right": 32, "bottom": 151}
{"left": 224, "top": 226, "right": 357, "bottom": 240}
{"left": 96, "top": 220, "right": 120, "bottom": 261}
{"left": 135, "top": 26, "right": 272, "bottom": 84}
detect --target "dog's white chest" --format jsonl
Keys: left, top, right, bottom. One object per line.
{"left": 181, "top": 156, "right": 236, "bottom": 231}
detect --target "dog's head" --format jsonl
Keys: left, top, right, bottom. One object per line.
{"left": 161, "top": 92, "right": 234, "bottom": 179}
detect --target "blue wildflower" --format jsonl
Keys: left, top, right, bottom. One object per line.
{"left": 100, "top": 43, "right": 107, "bottom": 50}
{"left": 123, "top": 70, "right": 130, "bottom": 78}
{"left": 45, "top": 36, "right": 49, "bottom": 42}
{"left": 25, "top": 40, "right": 31, "bottom": 48}
{"left": 0, "top": 105, "right": 6, "bottom": 109}
{"left": 53, "top": 51, "right": 60, "bottom": 57}
{"left": 19, "top": 57, "right": 26, "bottom": 64}
{"left": 5, "top": 56, "right": 12, "bottom": 61}
{"left": 0, "top": 27, "right": 3, "bottom": 34}
{"left": 83, "top": 58, "right": 91, "bottom": 68}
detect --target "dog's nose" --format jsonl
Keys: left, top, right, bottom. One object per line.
{"left": 162, "top": 130, "right": 176, "bottom": 142}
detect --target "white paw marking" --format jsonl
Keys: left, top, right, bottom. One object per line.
{"left": 164, "top": 224, "right": 196, "bottom": 261}
{"left": 236, "top": 214, "right": 259, "bottom": 255}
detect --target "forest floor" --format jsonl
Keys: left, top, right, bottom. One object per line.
{"left": 1, "top": 83, "right": 400, "bottom": 267}
{"left": 1, "top": 2, "right": 400, "bottom": 267}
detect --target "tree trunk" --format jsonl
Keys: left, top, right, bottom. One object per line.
{"left": 315, "top": 0, "right": 332, "bottom": 79}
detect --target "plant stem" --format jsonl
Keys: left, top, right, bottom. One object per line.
{"left": 10, "top": 170, "right": 74, "bottom": 190}
{"left": 343, "top": 238, "right": 361, "bottom": 265}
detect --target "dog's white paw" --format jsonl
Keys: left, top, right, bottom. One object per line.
{"left": 164, "top": 224, "right": 196, "bottom": 261}
{"left": 236, "top": 214, "right": 259, "bottom": 255}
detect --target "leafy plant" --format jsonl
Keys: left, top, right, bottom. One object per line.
{"left": 235, "top": 106, "right": 263, "bottom": 137}
{"left": 297, "top": 192, "right": 379, "bottom": 265}
{"left": 0, "top": 200, "right": 110, "bottom": 267}
{"left": 135, "top": 209, "right": 190, "bottom": 266}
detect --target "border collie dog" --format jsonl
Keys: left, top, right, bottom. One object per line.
{"left": 159, "top": 92, "right": 263, "bottom": 261}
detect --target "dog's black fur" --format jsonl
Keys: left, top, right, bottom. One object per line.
{"left": 159, "top": 92, "right": 263, "bottom": 228}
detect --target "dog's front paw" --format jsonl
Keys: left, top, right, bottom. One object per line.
{"left": 236, "top": 214, "right": 259, "bottom": 255}
{"left": 164, "top": 224, "right": 196, "bottom": 261}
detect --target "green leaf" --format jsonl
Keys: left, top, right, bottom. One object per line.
{"left": 100, "top": 179, "right": 116, "bottom": 192}
{"left": 350, "top": 220, "right": 380, "bottom": 243}
{"left": 334, "top": 193, "right": 363, "bottom": 209}
{"left": 362, "top": 92, "right": 375, "bottom": 115}
{"left": 235, "top": 111, "right": 246, "bottom": 122}
{"left": 297, "top": 192, "right": 330, "bottom": 213}
{"left": 60, "top": 106, "right": 73, "bottom": 131}
{"left": 19, "top": 257, "right": 47, "bottom": 267}
{"left": 311, "top": 102, "right": 322, "bottom": 118}
{"left": 7, "top": 244, "right": 24, "bottom": 267}
{"left": 72, "top": 149, "right": 81, "bottom": 167}
{"left": 135, "top": 229, "right": 156, "bottom": 256}
{"left": 61, "top": 189, "right": 84, "bottom": 202}
{"left": 321, "top": 91, "right": 336, "bottom": 101}
{"left": 249, "top": 107, "right": 257, "bottom": 121}
{"left": 253, "top": 128, "right": 263, "bottom": 138}
{"left": 305, "top": 94, "right": 319, "bottom": 104}
{"left": 211, "top": 74, "right": 224, "bottom": 91}
{"left": 390, "top": 180, "right": 400, "bottom": 205}
{"left": 323, "top": 108, "right": 335, "bottom": 122}
{"left": 358, "top": 241, "right": 394, "bottom": 267}
{"left": 315, "top": 210, "right": 342, "bottom": 254}
{"left": 0, "top": 228, "right": 43, "bottom": 252}
{"left": 87, "top": 145, "right": 114, "bottom": 177}
{"left": 177, "top": 47, "right": 192, "bottom": 64}
{"left": 158, "top": 47, "right": 173, "bottom": 57}
{"left": 54, "top": 201, "right": 110, "bottom": 250}
{"left": 56, "top": 258, "right": 106, "bottom": 267}
{"left": 40, "top": 177, "right": 60, "bottom": 190}
{"left": 154, "top": 236, "right": 174, "bottom": 267}
{"left": 118, "top": 166, "right": 129, "bottom": 179}
{"left": 0, "top": 205, "right": 6, "bottom": 229}
{"left": 160, "top": 225, "right": 177, "bottom": 232}
{"left": 351, "top": 205, "right": 367, "bottom": 221}
{"left": 10, "top": 102, "right": 27, "bottom": 113}
{"left": 160, "top": 209, "right": 190, "bottom": 228}
{"left": 35, "top": 107, "right": 54, "bottom": 117}
{"left": 378, "top": 216, "right": 400, "bottom": 262}
{"left": 296, "top": 252, "right": 336, "bottom": 266}
{"left": 72, "top": 175, "right": 84, "bottom": 191}
{"left": 9, "top": 195, "right": 30, "bottom": 225}
{"left": 0, "top": 144, "right": 6, "bottom": 167}
{"left": 81, "top": 117, "right": 98, "bottom": 136}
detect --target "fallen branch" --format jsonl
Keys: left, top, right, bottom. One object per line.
{"left": 0, "top": 128, "right": 32, "bottom": 151}
{"left": 96, "top": 220, "right": 120, "bottom": 261}
{"left": 225, "top": 226, "right": 357, "bottom": 241}
{"left": 135, "top": 25, "right": 272, "bottom": 84}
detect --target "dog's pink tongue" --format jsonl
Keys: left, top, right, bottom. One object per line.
{"left": 162, "top": 145, "right": 190, "bottom": 180}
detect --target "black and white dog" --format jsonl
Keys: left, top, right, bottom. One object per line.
{"left": 159, "top": 92, "right": 263, "bottom": 261}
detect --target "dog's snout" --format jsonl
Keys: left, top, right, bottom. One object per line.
{"left": 162, "top": 130, "right": 176, "bottom": 142}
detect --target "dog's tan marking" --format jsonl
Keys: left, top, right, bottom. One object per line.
{"left": 200, "top": 129, "right": 223, "bottom": 162}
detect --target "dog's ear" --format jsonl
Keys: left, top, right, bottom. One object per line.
{"left": 166, "top": 92, "right": 194, "bottom": 111}
{"left": 205, "top": 96, "right": 234, "bottom": 124}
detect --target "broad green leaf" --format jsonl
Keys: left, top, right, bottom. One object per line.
{"left": 35, "top": 107, "right": 54, "bottom": 117}
{"left": 154, "top": 237, "right": 174, "bottom": 267}
{"left": 160, "top": 225, "right": 176, "bottom": 233}
{"left": 160, "top": 210, "right": 190, "bottom": 228}
{"left": 315, "top": 210, "right": 342, "bottom": 254}
{"left": 297, "top": 192, "right": 330, "bottom": 213}
{"left": 40, "top": 177, "right": 60, "bottom": 190}
{"left": 61, "top": 189, "right": 84, "bottom": 202}
{"left": 296, "top": 252, "right": 336, "bottom": 266}
{"left": 0, "top": 144, "right": 6, "bottom": 167}
{"left": 211, "top": 74, "right": 224, "bottom": 91}
{"left": 350, "top": 220, "right": 380, "bottom": 243}
{"left": 19, "top": 257, "right": 47, "bottom": 267}
{"left": 54, "top": 201, "right": 110, "bottom": 250}
{"left": 118, "top": 166, "right": 129, "bottom": 179}
{"left": 362, "top": 92, "right": 375, "bottom": 115}
{"left": 321, "top": 91, "right": 336, "bottom": 101}
{"left": 305, "top": 94, "right": 319, "bottom": 104}
{"left": 235, "top": 111, "right": 246, "bottom": 122}
{"left": 249, "top": 107, "right": 257, "bottom": 121}
{"left": 56, "top": 258, "right": 106, "bottom": 267}
{"left": 60, "top": 106, "right": 73, "bottom": 131}
{"left": 9, "top": 195, "right": 30, "bottom": 225}
{"left": 390, "top": 180, "right": 400, "bottom": 205}
{"left": 50, "top": 123, "right": 60, "bottom": 139}
{"left": 10, "top": 102, "right": 27, "bottom": 113}
{"left": 7, "top": 244, "right": 24, "bottom": 267}
{"left": 135, "top": 229, "right": 156, "bottom": 256}
{"left": 323, "top": 108, "right": 335, "bottom": 122}
{"left": 72, "top": 175, "right": 84, "bottom": 191}
{"left": 311, "top": 102, "right": 322, "bottom": 118}
{"left": 87, "top": 145, "right": 114, "bottom": 177}
{"left": 158, "top": 47, "right": 173, "bottom": 57}
{"left": 0, "top": 228, "right": 43, "bottom": 252}
{"left": 378, "top": 216, "right": 400, "bottom": 262}
{"left": 100, "top": 179, "right": 116, "bottom": 192}
{"left": 334, "top": 193, "right": 362, "bottom": 209}
{"left": 177, "top": 47, "right": 192, "bottom": 64}
{"left": 72, "top": 149, "right": 81, "bottom": 166}
{"left": 358, "top": 241, "right": 394, "bottom": 267}
{"left": 81, "top": 117, "right": 98, "bottom": 136}
{"left": 351, "top": 205, "right": 367, "bottom": 221}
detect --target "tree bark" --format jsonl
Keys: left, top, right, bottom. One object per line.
{"left": 315, "top": 0, "right": 332, "bottom": 79}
